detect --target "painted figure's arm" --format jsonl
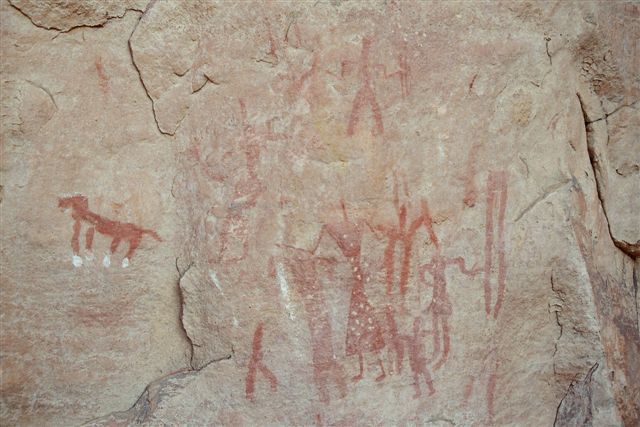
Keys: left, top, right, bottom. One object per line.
{"left": 364, "top": 220, "right": 387, "bottom": 239}
{"left": 447, "top": 257, "right": 482, "bottom": 276}
{"left": 310, "top": 225, "right": 327, "bottom": 254}
{"left": 419, "top": 262, "right": 434, "bottom": 282}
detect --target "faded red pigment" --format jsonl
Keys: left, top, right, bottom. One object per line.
{"left": 463, "top": 346, "right": 500, "bottom": 422}
{"left": 343, "top": 37, "right": 384, "bottom": 136}
{"left": 213, "top": 100, "right": 265, "bottom": 264}
{"left": 383, "top": 305, "right": 404, "bottom": 375}
{"left": 483, "top": 171, "right": 508, "bottom": 318}
{"left": 95, "top": 57, "right": 109, "bottom": 94}
{"left": 462, "top": 142, "right": 482, "bottom": 207}
{"left": 58, "top": 195, "right": 161, "bottom": 261}
{"left": 405, "top": 316, "right": 436, "bottom": 398}
{"left": 245, "top": 322, "right": 278, "bottom": 402}
{"left": 463, "top": 172, "right": 508, "bottom": 422}
{"left": 283, "top": 247, "right": 347, "bottom": 404}
{"left": 374, "top": 178, "right": 443, "bottom": 296}
{"left": 312, "top": 201, "right": 386, "bottom": 382}
{"left": 418, "top": 199, "right": 480, "bottom": 370}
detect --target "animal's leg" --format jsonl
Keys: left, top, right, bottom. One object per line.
{"left": 103, "top": 238, "right": 120, "bottom": 268}
{"left": 110, "top": 238, "right": 121, "bottom": 254}
{"left": 71, "top": 221, "right": 83, "bottom": 267}
{"left": 85, "top": 227, "right": 95, "bottom": 260}
{"left": 123, "top": 236, "right": 141, "bottom": 268}
{"left": 352, "top": 353, "right": 364, "bottom": 382}
{"left": 71, "top": 221, "right": 81, "bottom": 254}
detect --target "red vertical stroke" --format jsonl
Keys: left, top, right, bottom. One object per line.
{"left": 483, "top": 177, "right": 497, "bottom": 315}
{"left": 492, "top": 173, "right": 508, "bottom": 319}
{"left": 245, "top": 322, "right": 278, "bottom": 402}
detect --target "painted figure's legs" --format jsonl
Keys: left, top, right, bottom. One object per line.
{"left": 71, "top": 221, "right": 83, "bottom": 267}
{"left": 352, "top": 353, "right": 364, "bottom": 382}
{"left": 84, "top": 227, "right": 95, "bottom": 260}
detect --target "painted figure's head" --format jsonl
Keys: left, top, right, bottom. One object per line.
{"left": 58, "top": 195, "right": 88, "bottom": 211}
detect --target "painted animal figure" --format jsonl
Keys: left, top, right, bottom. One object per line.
{"left": 58, "top": 195, "right": 162, "bottom": 268}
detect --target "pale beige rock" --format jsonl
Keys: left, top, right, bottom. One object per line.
{"left": 1, "top": 2, "right": 188, "bottom": 426}
{"left": 8, "top": 0, "right": 149, "bottom": 31}
{"left": 1, "top": 0, "right": 638, "bottom": 426}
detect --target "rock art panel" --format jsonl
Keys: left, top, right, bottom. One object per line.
{"left": 1, "top": 0, "right": 639, "bottom": 426}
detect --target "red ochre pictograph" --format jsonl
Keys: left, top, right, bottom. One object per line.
{"left": 58, "top": 195, "right": 162, "bottom": 268}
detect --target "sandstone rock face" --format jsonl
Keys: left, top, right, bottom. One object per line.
{"left": 1, "top": 1, "right": 638, "bottom": 426}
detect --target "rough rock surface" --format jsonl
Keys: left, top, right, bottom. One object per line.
{"left": 0, "top": 1, "right": 638, "bottom": 426}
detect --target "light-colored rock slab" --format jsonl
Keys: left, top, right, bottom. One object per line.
{"left": 1, "top": 0, "right": 638, "bottom": 426}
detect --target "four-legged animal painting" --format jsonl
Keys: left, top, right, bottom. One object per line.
{"left": 58, "top": 195, "right": 162, "bottom": 268}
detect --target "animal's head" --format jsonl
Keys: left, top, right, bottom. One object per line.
{"left": 58, "top": 195, "right": 89, "bottom": 211}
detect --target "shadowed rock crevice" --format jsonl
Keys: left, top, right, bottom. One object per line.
{"left": 576, "top": 92, "right": 639, "bottom": 259}
{"left": 83, "top": 356, "right": 233, "bottom": 426}
{"left": 553, "top": 363, "right": 598, "bottom": 427}
{"left": 127, "top": 0, "right": 171, "bottom": 136}
{"left": 176, "top": 258, "right": 196, "bottom": 369}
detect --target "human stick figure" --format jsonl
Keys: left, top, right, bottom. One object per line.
{"left": 418, "top": 199, "right": 481, "bottom": 370}
{"left": 245, "top": 321, "right": 278, "bottom": 402}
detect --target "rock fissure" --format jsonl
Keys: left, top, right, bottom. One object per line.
{"left": 175, "top": 258, "right": 195, "bottom": 369}
{"left": 576, "top": 92, "right": 637, "bottom": 260}
{"left": 585, "top": 100, "right": 639, "bottom": 125}
{"left": 514, "top": 179, "right": 572, "bottom": 223}
{"left": 23, "top": 79, "right": 58, "bottom": 110}
{"left": 8, "top": 0, "right": 142, "bottom": 33}
{"left": 83, "top": 354, "right": 233, "bottom": 425}
{"left": 634, "top": 265, "right": 639, "bottom": 334}
{"left": 550, "top": 273, "right": 565, "bottom": 375}
{"left": 127, "top": 4, "right": 169, "bottom": 137}
{"left": 553, "top": 362, "right": 598, "bottom": 427}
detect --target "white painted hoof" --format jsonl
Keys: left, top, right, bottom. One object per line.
{"left": 85, "top": 252, "right": 95, "bottom": 261}
{"left": 72, "top": 255, "right": 83, "bottom": 267}
{"left": 121, "top": 258, "right": 130, "bottom": 268}
{"left": 102, "top": 254, "right": 111, "bottom": 268}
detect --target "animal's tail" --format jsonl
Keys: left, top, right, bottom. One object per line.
{"left": 143, "top": 229, "right": 163, "bottom": 242}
